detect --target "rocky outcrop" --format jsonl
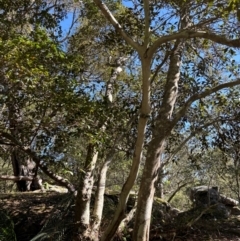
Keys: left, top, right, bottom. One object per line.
{"left": 188, "top": 186, "right": 219, "bottom": 207}
{"left": 187, "top": 186, "right": 239, "bottom": 219}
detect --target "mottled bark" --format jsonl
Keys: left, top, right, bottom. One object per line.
{"left": 105, "top": 57, "right": 128, "bottom": 103}
{"left": 75, "top": 144, "right": 98, "bottom": 235}
{"left": 131, "top": 7, "right": 193, "bottom": 239}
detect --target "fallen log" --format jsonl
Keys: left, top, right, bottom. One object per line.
{"left": 220, "top": 194, "right": 239, "bottom": 206}
{"left": 0, "top": 175, "right": 34, "bottom": 181}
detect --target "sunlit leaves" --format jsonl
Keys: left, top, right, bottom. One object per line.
{"left": 0, "top": 12, "right": 85, "bottom": 159}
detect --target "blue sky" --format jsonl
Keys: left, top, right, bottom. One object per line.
{"left": 60, "top": 3, "right": 240, "bottom": 76}
{"left": 60, "top": 12, "right": 76, "bottom": 36}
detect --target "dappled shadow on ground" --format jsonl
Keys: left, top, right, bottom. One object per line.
{"left": 156, "top": 218, "right": 240, "bottom": 241}
{"left": 151, "top": 210, "right": 240, "bottom": 241}
{"left": 0, "top": 192, "right": 72, "bottom": 241}
{"left": 1, "top": 193, "right": 240, "bottom": 241}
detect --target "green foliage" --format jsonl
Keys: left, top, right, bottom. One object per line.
{"left": 169, "top": 191, "right": 191, "bottom": 210}
{"left": 0, "top": 26, "right": 83, "bottom": 152}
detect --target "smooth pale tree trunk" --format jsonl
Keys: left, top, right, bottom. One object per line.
{"left": 90, "top": 154, "right": 113, "bottom": 240}
{"left": 90, "top": 148, "right": 119, "bottom": 239}
{"left": 133, "top": 40, "right": 184, "bottom": 241}
{"left": 105, "top": 56, "right": 128, "bottom": 103}
{"left": 90, "top": 115, "right": 137, "bottom": 240}
{"left": 101, "top": 58, "right": 151, "bottom": 241}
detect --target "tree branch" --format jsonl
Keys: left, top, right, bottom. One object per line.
{"left": 92, "top": 0, "right": 142, "bottom": 53}
{"left": 0, "top": 131, "right": 22, "bottom": 146}
{"left": 162, "top": 119, "right": 227, "bottom": 169}
{"left": 150, "top": 50, "right": 170, "bottom": 84}
{"left": 59, "top": 8, "right": 78, "bottom": 43}
{"left": 173, "top": 78, "right": 240, "bottom": 125}
{"left": 149, "top": 30, "right": 240, "bottom": 58}
{"left": 167, "top": 182, "right": 191, "bottom": 203}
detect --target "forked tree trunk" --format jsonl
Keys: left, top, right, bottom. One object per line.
{"left": 133, "top": 39, "right": 184, "bottom": 241}
{"left": 132, "top": 8, "right": 192, "bottom": 238}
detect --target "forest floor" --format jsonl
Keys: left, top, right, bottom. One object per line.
{"left": 151, "top": 217, "right": 240, "bottom": 241}
{"left": 1, "top": 192, "right": 240, "bottom": 241}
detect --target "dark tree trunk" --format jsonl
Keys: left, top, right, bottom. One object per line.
{"left": 11, "top": 149, "right": 41, "bottom": 192}
{"left": 11, "top": 149, "right": 26, "bottom": 191}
